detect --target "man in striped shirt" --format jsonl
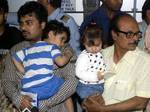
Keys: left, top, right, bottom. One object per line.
{"left": 2, "top": 1, "right": 77, "bottom": 112}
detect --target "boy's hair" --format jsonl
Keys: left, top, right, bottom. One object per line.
{"left": 0, "top": 0, "right": 8, "bottom": 13}
{"left": 17, "top": 1, "right": 48, "bottom": 23}
{"left": 48, "top": 0, "right": 61, "bottom": 8}
{"left": 42, "top": 20, "right": 70, "bottom": 43}
{"left": 81, "top": 23, "right": 103, "bottom": 49}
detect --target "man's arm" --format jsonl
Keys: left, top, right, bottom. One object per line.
{"left": 1, "top": 41, "right": 31, "bottom": 109}
{"left": 2, "top": 53, "right": 22, "bottom": 108}
{"left": 83, "top": 96, "right": 149, "bottom": 112}
{"left": 46, "top": 58, "right": 78, "bottom": 108}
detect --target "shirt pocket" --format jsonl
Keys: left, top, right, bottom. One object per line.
{"left": 112, "top": 80, "right": 129, "bottom": 101}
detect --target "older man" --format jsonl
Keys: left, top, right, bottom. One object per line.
{"left": 83, "top": 14, "right": 150, "bottom": 112}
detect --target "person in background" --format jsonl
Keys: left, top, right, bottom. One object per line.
{"left": 143, "top": 25, "right": 150, "bottom": 53}
{"left": 79, "top": 0, "right": 124, "bottom": 48}
{"left": 2, "top": 1, "right": 77, "bottom": 112}
{"left": 75, "top": 23, "right": 106, "bottom": 110}
{"left": 83, "top": 14, "right": 150, "bottom": 112}
{"left": 0, "top": 0, "right": 24, "bottom": 111}
{"left": 0, "top": 0, "right": 24, "bottom": 60}
{"left": 138, "top": 0, "right": 150, "bottom": 50}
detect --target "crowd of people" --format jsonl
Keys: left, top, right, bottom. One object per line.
{"left": 0, "top": 0, "right": 150, "bottom": 112}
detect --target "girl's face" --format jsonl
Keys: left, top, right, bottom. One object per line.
{"left": 84, "top": 38, "right": 102, "bottom": 54}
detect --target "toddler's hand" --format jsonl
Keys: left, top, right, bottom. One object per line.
{"left": 64, "top": 47, "right": 74, "bottom": 58}
{"left": 97, "top": 71, "right": 104, "bottom": 80}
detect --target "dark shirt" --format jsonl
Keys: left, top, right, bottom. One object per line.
{"left": 0, "top": 24, "right": 24, "bottom": 50}
{"left": 79, "top": 5, "right": 124, "bottom": 47}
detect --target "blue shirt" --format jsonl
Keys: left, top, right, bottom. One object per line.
{"left": 80, "top": 5, "right": 124, "bottom": 47}
{"left": 48, "top": 8, "right": 81, "bottom": 55}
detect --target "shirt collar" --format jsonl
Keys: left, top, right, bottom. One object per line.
{"left": 106, "top": 45, "right": 138, "bottom": 65}
{"left": 48, "top": 8, "right": 61, "bottom": 21}
{"left": 122, "top": 47, "right": 139, "bottom": 65}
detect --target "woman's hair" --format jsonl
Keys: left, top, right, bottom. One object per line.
{"left": 80, "top": 23, "right": 103, "bottom": 50}
{"left": 142, "top": 0, "right": 150, "bottom": 21}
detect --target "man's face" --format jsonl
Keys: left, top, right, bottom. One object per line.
{"left": 19, "top": 13, "right": 44, "bottom": 41}
{"left": 105, "top": 0, "right": 123, "bottom": 11}
{"left": 113, "top": 16, "right": 141, "bottom": 52}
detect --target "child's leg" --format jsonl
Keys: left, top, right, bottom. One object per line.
{"left": 64, "top": 97, "right": 74, "bottom": 112}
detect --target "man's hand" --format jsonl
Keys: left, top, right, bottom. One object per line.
{"left": 20, "top": 95, "right": 32, "bottom": 110}
{"left": 82, "top": 94, "right": 105, "bottom": 112}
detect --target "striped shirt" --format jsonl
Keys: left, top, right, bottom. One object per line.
{"left": 13, "top": 41, "right": 62, "bottom": 93}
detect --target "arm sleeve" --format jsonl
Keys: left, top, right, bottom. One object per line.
{"left": 66, "top": 17, "right": 81, "bottom": 55}
{"left": 1, "top": 41, "right": 31, "bottom": 109}
{"left": 51, "top": 44, "right": 62, "bottom": 59}
{"left": 136, "top": 60, "right": 150, "bottom": 98}
{"left": 12, "top": 49, "right": 25, "bottom": 63}
{"left": 7, "top": 12, "right": 18, "bottom": 25}
{"left": 2, "top": 53, "right": 22, "bottom": 109}
{"left": 75, "top": 53, "right": 99, "bottom": 81}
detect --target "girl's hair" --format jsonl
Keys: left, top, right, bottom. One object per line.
{"left": 80, "top": 23, "right": 103, "bottom": 50}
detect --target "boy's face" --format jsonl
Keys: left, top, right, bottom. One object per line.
{"left": 84, "top": 38, "right": 102, "bottom": 54}
{"left": 50, "top": 32, "right": 68, "bottom": 47}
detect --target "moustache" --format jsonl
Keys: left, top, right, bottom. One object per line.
{"left": 129, "top": 40, "right": 139, "bottom": 45}
{"left": 22, "top": 30, "right": 29, "bottom": 34}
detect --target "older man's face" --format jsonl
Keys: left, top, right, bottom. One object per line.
{"left": 113, "top": 16, "right": 141, "bottom": 52}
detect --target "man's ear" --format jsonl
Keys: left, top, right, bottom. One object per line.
{"left": 41, "top": 22, "right": 46, "bottom": 30}
{"left": 111, "top": 30, "right": 117, "bottom": 41}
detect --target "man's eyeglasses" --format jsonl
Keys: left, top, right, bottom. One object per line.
{"left": 116, "top": 30, "right": 142, "bottom": 39}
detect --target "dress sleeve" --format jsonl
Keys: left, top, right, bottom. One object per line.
{"left": 75, "top": 52, "right": 99, "bottom": 82}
